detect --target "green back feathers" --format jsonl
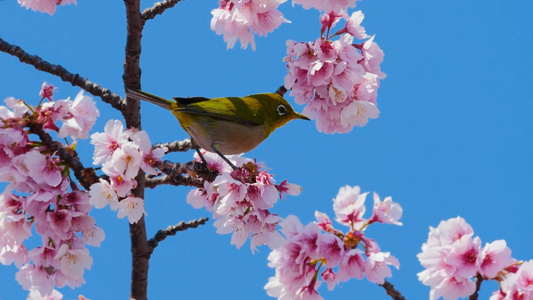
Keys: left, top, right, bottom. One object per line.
{"left": 173, "top": 93, "right": 307, "bottom": 136}
{"left": 128, "top": 89, "right": 308, "bottom": 138}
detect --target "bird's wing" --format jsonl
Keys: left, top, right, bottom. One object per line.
{"left": 174, "top": 96, "right": 264, "bottom": 126}
{"left": 173, "top": 96, "right": 210, "bottom": 105}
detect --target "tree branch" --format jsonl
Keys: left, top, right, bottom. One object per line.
{"left": 380, "top": 280, "right": 405, "bottom": 300}
{"left": 154, "top": 138, "right": 193, "bottom": 153}
{"left": 145, "top": 174, "right": 204, "bottom": 188}
{"left": 0, "top": 37, "right": 125, "bottom": 111}
{"left": 469, "top": 273, "right": 484, "bottom": 300}
{"left": 27, "top": 121, "right": 98, "bottom": 190}
{"left": 276, "top": 85, "right": 288, "bottom": 96}
{"left": 147, "top": 217, "right": 209, "bottom": 254}
{"left": 142, "top": 0, "right": 185, "bottom": 20}
{"left": 123, "top": 0, "right": 148, "bottom": 299}
{"left": 156, "top": 160, "right": 219, "bottom": 183}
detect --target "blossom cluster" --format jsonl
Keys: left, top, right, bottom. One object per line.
{"left": 211, "top": 0, "right": 289, "bottom": 50}
{"left": 492, "top": 260, "right": 533, "bottom": 300}
{"left": 265, "top": 185, "right": 402, "bottom": 300}
{"left": 0, "top": 84, "right": 102, "bottom": 297}
{"left": 89, "top": 120, "right": 167, "bottom": 224}
{"left": 18, "top": 0, "right": 76, "bottom": 15}
{"left": 187, "top": 152, "right": 301, "bottom": 252}
{"left": 292, "top": 0, "right": 361, "bottom": 14}
{"left": 418, "top": 216, "right": 516, "bottom": 300}
{"left": 284, "top": 9, "right": 385, "bottom": 133}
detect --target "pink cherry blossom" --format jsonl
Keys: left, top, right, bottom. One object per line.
{"left": 187, "top": 152, "right": 300, "bottom": 251}
{"left": 117, "top": 196, "right": 145, "bottom": 224}
{"left": 90, "top": 120, "right": 129, "bottom": 165}
{"left": 369, "top": 192, "right": 403, "bottom": 225}
{"left": 316, "top": 233, "right": 344, "bottom": 267}
{"left": 431, "top": 275, "right": 477, "bottom": 300}
{"left": 130, "top": 130, "right": 167, "bottom": 175}
{"left": 332, "top": 185, "right": 367, "bottom": 227}
{"left": 39, "top": 82, "right": 56, "bottom": 101}
{"left": 478, "top": 240, "right": 514, "bottom": 278}
{"left": 364, "top": 251, "right": 400, "bottom": 284}
{"left": 266, "top": 186, "right": 400, "bottom": 299}
{"left": 101, "top": 164, "right": 136, "bottom": 198}
{"left": 18, "top": 0, "right": 76, "bottom": 15}
{"left": 211, "top": 0, "right": 289, "bottom": 50}
{"left": 497, "top": 260, "right": 533, "bottom": 300}
{"left": 418, "top": 216, "right": 519, "bottom": 300}
{"left": 57, "top": 90, "right": 99, "bottom": 140}
{"left": 55, "top": 244, "right": 92, "bottom": 279}
{"left": 27, "top": 288, "right": 63, "bottom": 300}
{"left": 338, "top": 10, "right": 368, "bottom": 39}
{"left": 337, "top": 248, "right": 365, "bottom": 281}
{"left": 292, "top": 0, "right": 360, "bottom": 13}
{"left": 5, "top": 97, "right": 32, "bottom": 118}
{"left": 360, "top": 35, "right": 386, "bottom": 79}
{"left": 89, "top": 179, "right": 119, "bottom": 210}
{"left": 0, "top": 87, "right": 102, "bottom": 296}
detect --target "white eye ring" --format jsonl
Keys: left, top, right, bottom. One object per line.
{"left": 277, "top": 105, "right": 287, "bottom": 116}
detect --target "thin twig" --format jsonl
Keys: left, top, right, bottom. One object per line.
{"left": 154, "top": 138, "right": 192, "bottom": 152}
{"left": 380, "top": 280, "right": 406, "bottom": 300}
{"left": 27, "top": 121, "right": 99, "bottom": 190}
{"left": 276, "top": 85, "right": 288, "bottom": 97}
{"left": 156, "top": 159, "right": 219, "bottom": 183}
{"left": 145, "top": 174, "right": 203, "bottom": 188}
{"left": 147, "top": 217, "right": 209, "bottom": 254}
{"left": 142, "top": 0, "right": 185, "bottom": 20}
{"left": 0, "top": 37, "right": 124, "bottom": 111}
{"left": 469, "top": 273, "right": 484, "bottom": 300}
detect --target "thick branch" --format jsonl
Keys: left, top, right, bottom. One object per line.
{"left": 380, "top": 280, "right": 405, "bottom": 300}
{"left": 27, "top": 121, "right": 98, "bottom": 190}
{"left": 147, "top": 217, "right": 209, "bottom": 254}
{"left": 154, "top": 138, "right": 193, "bottom": 153}
{"left": 123, "top": 1, "right": 148, "bottom": 299}
{"left": 142, "top": 0, "right": 184, "bottom": 20}
{"left": 0, "top": 37, "right": 124, "bottom": 111}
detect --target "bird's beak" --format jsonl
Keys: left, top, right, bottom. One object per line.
{"left": 295, "top": 112, "right": 310, "bottom": 120}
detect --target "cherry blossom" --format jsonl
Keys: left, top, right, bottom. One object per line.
{"left": 265, "top": 185, "right": 401, "bottom": 299}
{"left": 18, "top": 0, "right": 77, "bottom": 15}
{"left": 292, "top": 0, "right": 360, "bottom": 14}
{"left": 186, "top": 152, "right": 300, "bottom": 252}
{"left": 211, "top": 0, "right": 289, "bottom": 50}
{"left": 0, "top": 87, "right": 102, "bottom": 297}
{"left": 284, "top": 8, "right": 385, "bottom": 133}
{"left": 117, "top": 196, "right": 145, "bottom": 224}
{"left": 418, "top": 217, "right": 516, "bottom": 300}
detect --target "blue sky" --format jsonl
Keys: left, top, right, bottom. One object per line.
{"left": 1, "top": 0, "right": 533, "bottom": 299}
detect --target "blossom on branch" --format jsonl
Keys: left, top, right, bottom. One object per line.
{"left": 89, "top": 120, "right": 165, "bottom": 224}
{"left": 18, "top": 0, "right": 77, "bottom": 15}
{"left": 0, "top": 86, "right": 103, "bottom": 297}
{"left": 187, "top": 152, "right": 301, "bottom": 252}
{"left": 284, "top": 10, "right": 385, "bottom": 133}
{"left": 211, "top": 0, "right": 289, "bottom": 50}
{"left": 265, "top": 185, "right": 402, "bottom": 299}
{"left": 418, "top": 217, "right": 516, "bottom": 300}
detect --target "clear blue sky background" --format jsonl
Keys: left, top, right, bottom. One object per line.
{"left": 1, "top": 0, "right": 533, "bottom": 299}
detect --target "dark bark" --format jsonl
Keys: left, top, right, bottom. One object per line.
{"left": 0, "top": 38, "right": 124, "bottom": 111}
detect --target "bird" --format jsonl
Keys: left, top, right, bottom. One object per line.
{"left": 126, "top": 89, "right": 310, "bottom": 170}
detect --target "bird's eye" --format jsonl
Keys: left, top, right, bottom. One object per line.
{"left": 277, "top": 105, "right": 287, "bottom": 116}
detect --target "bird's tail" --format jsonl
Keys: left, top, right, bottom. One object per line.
{"left": 126, "top": 89, "right": 173, "bottom": 110}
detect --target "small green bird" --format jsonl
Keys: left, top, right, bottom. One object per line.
{"left": 126, "top": 89, "right": 309, "bottom": 170}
